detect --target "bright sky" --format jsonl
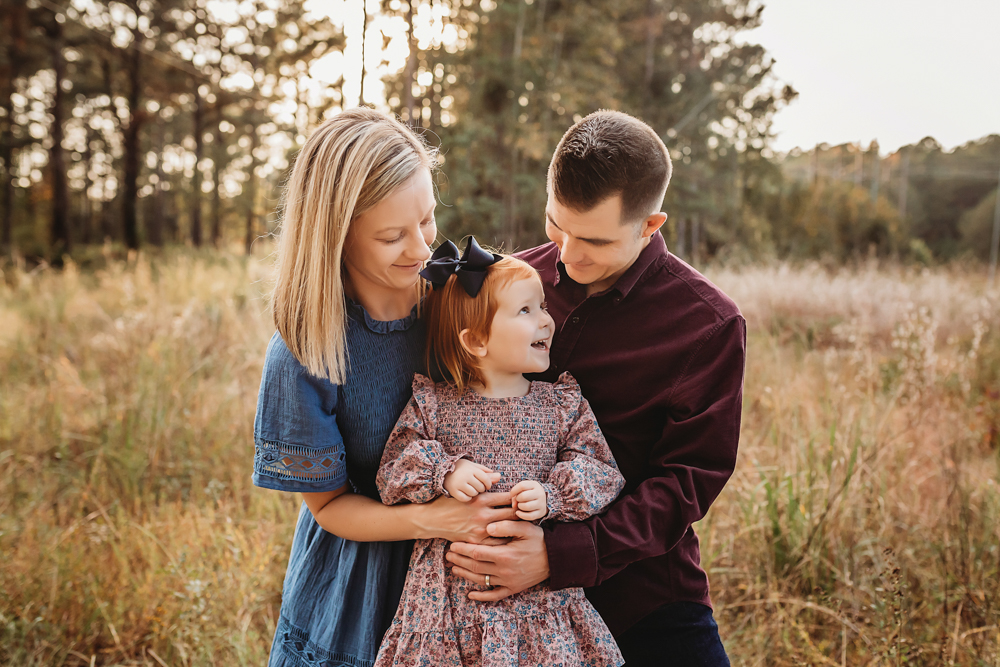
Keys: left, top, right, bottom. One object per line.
{"left": 305, "top": 0, "right": 457, "bottom": 109}
{"left": 304, "top": 0, "right": 1000, "bottom": 155}
{"left": 743, "top": 0, "right": 1000, "bottom": 154}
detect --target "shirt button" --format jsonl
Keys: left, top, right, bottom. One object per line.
{"left": 571, "top": 316, "right": 580, "bottom": 324}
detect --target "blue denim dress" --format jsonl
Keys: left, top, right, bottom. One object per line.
{"left": 253, "top": 300, "right": 424, "bottom": 667}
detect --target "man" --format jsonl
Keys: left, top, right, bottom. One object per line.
{"left": 446, "top": 110, "right": 746, "bottom": 665}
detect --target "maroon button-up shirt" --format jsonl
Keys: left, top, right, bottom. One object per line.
{"left": 517, "top": 232, "right": 746, "bottom": 636}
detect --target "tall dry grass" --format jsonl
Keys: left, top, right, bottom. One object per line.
{"left": 0, "top": 252, "right": 291, "bottom": 666}
{"left": 708, "top": 263, "right": 1000, "bottom": 665}
{"left": 1, "top": 253, "right": 998, "bottom": 666}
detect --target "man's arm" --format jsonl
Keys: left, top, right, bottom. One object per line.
{"left": 546, "top": 315, "right": 746, "bottom": 588}
{"left": 447, "top": 314, "right": 746, "bottom": 595}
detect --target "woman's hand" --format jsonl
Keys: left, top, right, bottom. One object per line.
{"left": 420, "top": 491, "right": 516, "bottom": 543}
{"left": 443, "top": 460, "right": 501, "bottom": 502}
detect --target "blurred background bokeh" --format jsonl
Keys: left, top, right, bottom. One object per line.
{"left": 2, "top": 0, "right": 998, "bottom": 266}
{"left": 2, "top": 1, "right": 1000, "bottom": 665}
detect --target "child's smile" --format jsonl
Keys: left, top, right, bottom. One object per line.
{"left": 479, "top": 277, "right": 555, "bottom": 378}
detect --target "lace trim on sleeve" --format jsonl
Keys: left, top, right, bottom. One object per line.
{"left": 254, "top": 437, "right": 347, "bottom": 484}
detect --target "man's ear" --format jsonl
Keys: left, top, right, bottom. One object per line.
{"left": 641, "top": 212, "right": 668, "bottom": 239}
{"left": 459, "top": 329, "right": 488, "bottom": 358}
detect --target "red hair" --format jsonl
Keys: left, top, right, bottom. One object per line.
{"left": 424, "top": 256, "right": 540, "bottom": 392}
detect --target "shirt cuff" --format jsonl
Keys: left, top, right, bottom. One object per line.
{"left": 543, "top": 520, "right": 598, "bottom": 590}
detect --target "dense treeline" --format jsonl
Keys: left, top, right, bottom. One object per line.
{"left": 776, "top": 136, "right": 1000, "bottom": 262}
{"left": 1, "top": 0, "right": 997, "bottom": 265}
{"left": 1, "top": 0, "right": 342, "bottom": 259}
{"left": 378, "top": 0, "right": 795, "bottom": 255}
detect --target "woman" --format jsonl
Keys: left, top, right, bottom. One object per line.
{"left": 253, "top": 108, "right": 514, "bottom": 667}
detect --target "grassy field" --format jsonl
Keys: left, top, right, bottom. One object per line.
{"left": 1, "top": 251, "right": 998, "bottom": 666}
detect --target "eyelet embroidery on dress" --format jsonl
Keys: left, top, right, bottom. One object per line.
{"left": 254, "top": 438, "right": 347, "bottom": 483}
{"left": 277, "top": 617, "right": 375, "bottom": 667}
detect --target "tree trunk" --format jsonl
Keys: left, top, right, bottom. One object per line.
{"left": 211, "top": 111, "right": 223, "bottom": 247}
{"left": 403, "top": 1, "right": 417, "bottom": 123}
{"left": 80, "top": 128, "right": 94, "bottom": 244}
{"left": 100, "top": 56, "right": 116, "bottom": 241}
{"left": 853, "top": 144, "right": 863, "bottom": 188}
{"left": 244, "top": 119, "right": 258, "bottom": 255}
{"left": 25, "top": 181, "right": 37, "bottom": 242}
{"left": 0, "top": 140, "right": 12, "bottom": 252}
{"left": 190, "top": 88, "right": 204, "bottom": 246}
{"left": 505, "top": 0, "right": 528, "bottom": 249}
{"left": 1, "top": 3, "right": 26, "bottom": 253}
{"left": 47, "top": 15, "right": 71, "bottom": 255}
{"left": 146, "top": 122, "right": 164, "bottom": 246}
{"left": 169, "top": 176, "right": 182, "bottom": 242}
{"left": 429, "top": 64, "right": 441, "bottom": 132}
{"left": 869, "top": 147, "right": 881, "bottom": 204}
{"left": 1, "top": 83, "right": 14, "bottom": 253}
{"left": 643, "top": 0, "right": 657, "bottom": 116}
{"left": 161, "top": 128, "right": 178, "bottom": 242}
{"left": 121, "top": 23, "right": 143, "bottom": 250}
{"left": 358, "top": 1, "right": 367, "bottom": 105}
{"left": 690, "top": 214, "right": 700, "bottom": 266}
{"left": 535, "top": 0, "right": 548, "bottom": 31}
{"left": 539, "top": 31, "right": 563, "bottom": 148}
{"left": 897, "top": 148, "right": 910, "bottom": 220}
{"left": 143, "top": 189, "right": 159, "bottom": 247}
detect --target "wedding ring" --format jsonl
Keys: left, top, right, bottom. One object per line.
{"left": 484, "top": 575, "right": 491, "bottom": 588}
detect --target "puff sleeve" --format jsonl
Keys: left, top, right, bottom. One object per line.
{"left": 543, "top": 373, "right": 625, "bottom": 522}
{"left": 376, "top": 375, "right": 467, "bottom": 505}
{"left": 252, "top": 332, "right": 348, "bottom": 493}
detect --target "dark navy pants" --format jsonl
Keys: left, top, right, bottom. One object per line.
{"left": 616, "top": 602, "right": 730, "bottom": 667}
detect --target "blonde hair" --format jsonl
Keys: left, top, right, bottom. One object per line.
{"left": 272, "top": 108, "right": 436, "bottom": 383}
{"left": 424, "top": 256, "right": 541, "bottom": 393}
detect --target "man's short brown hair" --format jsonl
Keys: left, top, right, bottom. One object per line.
{"left": 549, "top": 110, "right": 672, "bottom": 224}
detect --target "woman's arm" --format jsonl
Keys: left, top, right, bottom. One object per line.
{"left": 253, "top": 343, "right": 516, "bottom": 540}
{"left": 302, "top": 487, "right": 515, "bottom": 543}
{"left": 302, "top": 375, "right": 514, "bottom": 543}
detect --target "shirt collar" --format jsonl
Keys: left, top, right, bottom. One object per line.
{"left": 346, "top": 297, "right": 420, "bottom": 334}
{"left": 549, "top": 231, "right": 668, "bottom": 299}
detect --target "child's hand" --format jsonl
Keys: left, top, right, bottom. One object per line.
{"left": 444, "top": 459, "right": 501, "bottom": 502}
{"left": 510, "top": 480, "right": 548, "bottom": 521}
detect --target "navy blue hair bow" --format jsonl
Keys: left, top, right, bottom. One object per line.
{"left": 420, "top": 236, "right": 502, "bottom": 297}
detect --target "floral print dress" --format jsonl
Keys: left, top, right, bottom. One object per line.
{"left": 374, "top": 373, "right": 626, "bottom": 667}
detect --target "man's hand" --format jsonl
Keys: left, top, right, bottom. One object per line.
{"left": 445, "top": 520, "right": 550, "bottom": 601}
{"left": 443, "top": 459, "right": 501, "bottom": 502}
{"left": 509, "top": 480, "right": 547, "bottom": 521}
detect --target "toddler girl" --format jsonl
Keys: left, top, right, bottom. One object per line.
{"left": 374, "top": 237, "right": 625, "bottom": 667}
